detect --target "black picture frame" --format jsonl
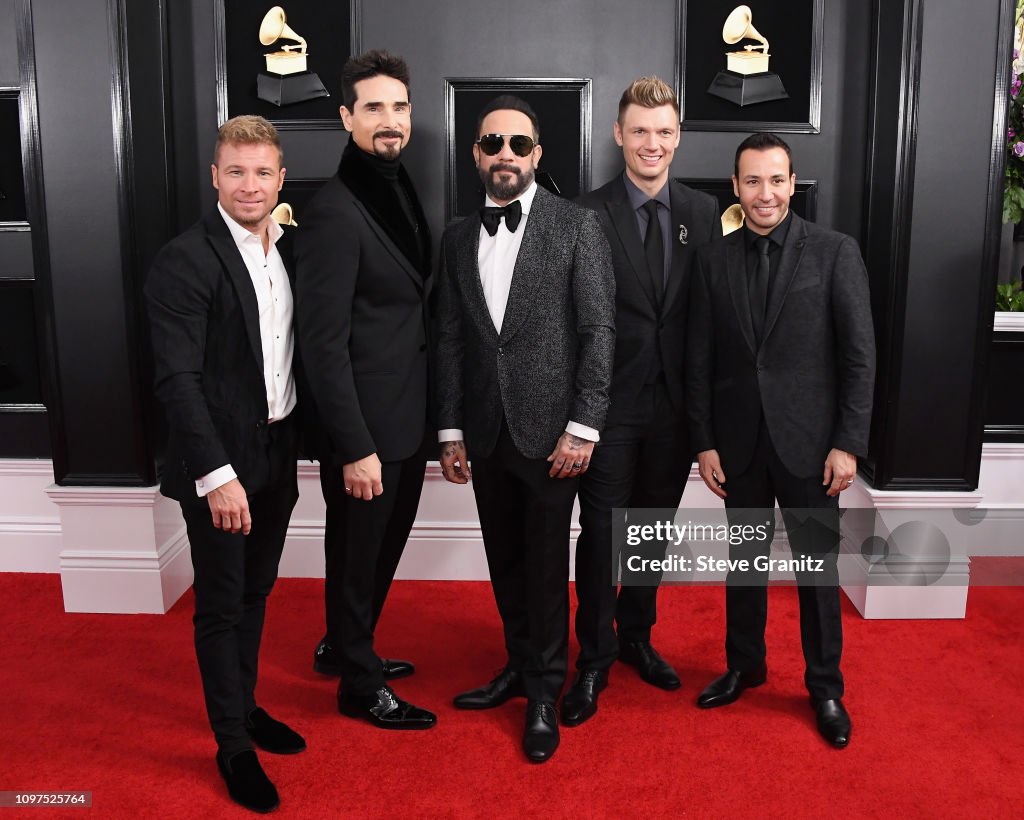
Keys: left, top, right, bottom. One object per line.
{"left": 443, "top": 78, "right": 592, "bottom": 222}
{"left": 679, "top": 177, "right": 818, "bottom": 223}
{"left": 675, "top": 0, "right": 823, "bottom": 133}
{"left": 214, "top": 0, "right": 362, "bottom": 130}
{"left": 278, "top": 177, "right": 328, "bottom": 222}
{"left": 0, "top": 89, "right": 27, "bottom": 225}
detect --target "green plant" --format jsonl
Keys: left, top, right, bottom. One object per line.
{"left": 1004, "top": 0, "right": 1024, "bottom": 222}
{"left": 996, "top": 280, "right": 1024, "bottom": 311}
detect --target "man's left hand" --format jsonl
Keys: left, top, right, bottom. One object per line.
{"left": 823, "top": 448, "right": 857, "bottom": 497}
{"left": 547, "top": 433, "right": 595, "bottom": 479}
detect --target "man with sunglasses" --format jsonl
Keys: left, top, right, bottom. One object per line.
{"left": 435, "top": 96, "right": 615, "bottom": 763}
{"left": 567, "top": 76, "right": 721, "bottom": 727}
{"left": 294, "top": 49, "right": 435, "bottom": 730}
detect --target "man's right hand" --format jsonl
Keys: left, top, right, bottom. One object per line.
{"left": 697, "top": 449, "right": 727, "bottom": 499}
{"left": 207, "top": 478, "right": 251, "bottom": 534}
{"left": 439, "top": 440, "right": 471, "bottom": 484}
{"left": 343, "top": 453, "right": 384, "bottom": 500}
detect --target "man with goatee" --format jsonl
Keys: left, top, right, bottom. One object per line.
{"left": 435, "top": 95, "right": 615, "bottom": 762}
{"left": 295, "top": 49, "right": 435, "bottom": 730}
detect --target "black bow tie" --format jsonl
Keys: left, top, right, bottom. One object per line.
{"left": 480, "top": 200, "right": 523, "bottom": 236}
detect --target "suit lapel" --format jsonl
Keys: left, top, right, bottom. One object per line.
{"left": 761, "top": 213, "right": 808, "bottom": 343}
{"left": 499, "top": 189, "right": 550, "bottom": 343}
{"left": 204, "top": 210, "right": 264, "bottom": 372}
{"left": 351, "top": 198, "right": 424, "bottom": 292}
{"left": 724, "top": 231, "right": 757, "bottom": 356}
{"left": 457, "top": 214, "right": 498, "bottom": 340}
{"left": 663, "top": 181, "right": 694, "bottom": 310}
{"left": 607, "top": 198, "right": 659, "bottom": 315}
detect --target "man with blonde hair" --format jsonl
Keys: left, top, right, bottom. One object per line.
{"left": 146, "top": 114, "right": 303, "bottom": 812}
{"left": 570, "top": 76, "right": 720, "bottom": 726}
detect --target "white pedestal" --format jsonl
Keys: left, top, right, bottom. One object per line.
{"left": 839, "top": 485, "right": 981, "bottom": 619}
{"left": 46, "top": 485, "right": 191, "bottom": 614}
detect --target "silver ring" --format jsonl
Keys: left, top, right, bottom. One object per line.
{"left": 572, "top": 462, "right": 583, "bottom": 470}
{"left": 345, "top": 487, "right": 352, "bottom": 494}
{"left": 845, "top": 479, "right": 853, "bottom": 484}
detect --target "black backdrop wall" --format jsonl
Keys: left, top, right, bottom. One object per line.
{"left": 3, "top": 0, "right": 1012, "bottom": 494}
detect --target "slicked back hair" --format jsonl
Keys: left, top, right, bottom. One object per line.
{"left": 341, "top": 49, "right": 411, "bottom": 109}
{"left": 214, "top": 115, "right": 282, "bottom": 165}
{"left": 475, "top": 95, "right": 540, "bottom": 142}
{"left": 734, "top": 132, "right": 794, "bottom": 178}
{"left": 616, "top": 75, "right": 679, "bottom": 124}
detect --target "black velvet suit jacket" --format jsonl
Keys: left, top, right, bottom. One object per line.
{"left": 686, "top": 212, "right": 876, "bottom": 478}
{"left": 145, "top": 207, "right": 294, "bottom": 504}
{"left": 294, "top": 144, "right": 431, "bottom": 465}
{"left": 434, "top": 186, "right": 616, "bottom": 460}
{"left": 577, "top": 176, "right": 721, "bottom": 426}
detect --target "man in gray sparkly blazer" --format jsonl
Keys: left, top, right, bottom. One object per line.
{"left": 434, "top": 95, "right": 615, "bottom": 764}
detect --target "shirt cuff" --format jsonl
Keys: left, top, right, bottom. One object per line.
{"left": 196, "top": 464, "right": 237, "bottom": 497}
{"left": 438, "top": 429, "right": 464, "bottom": 443}
{"left": 565, "top": 421, "right": 600, "bottom": 443}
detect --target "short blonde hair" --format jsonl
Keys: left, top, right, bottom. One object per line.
{"left": 214, "top": 115, "right": 283, "bottom": 165}
{"left": 617, "top": 76, "right": 679, "bottom": 123}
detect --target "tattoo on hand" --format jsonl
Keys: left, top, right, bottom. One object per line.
{"left": 566, "top": 434, "right": 587, "bottom": 450}
{"left": 443, "top": 441, "right": 462, "bottom": 458}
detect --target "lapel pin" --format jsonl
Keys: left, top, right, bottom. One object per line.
{"left": 678, "top": 224, "right": 688, "bottom": 245}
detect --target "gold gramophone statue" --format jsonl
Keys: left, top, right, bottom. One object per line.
{"left": 255, "top": 6, "right": 329, "bottom": 107}
{"left": 706, "top": 5, "right": 788, "bottom": 107}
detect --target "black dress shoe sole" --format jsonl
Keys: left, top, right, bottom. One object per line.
{"left": 247, "top": 734, "right": 306, "bottom": 755}
{"left": 337, "top": 702, "right": 436, "bottom": 730}
{"left": 560, "top": 701, "right": 597, "bottom": 727}
{"left": 382, "top": 665, "right": 414, "bottom": 681}
{"left": 697, "top": 675, "right": 766, "bottom": 709}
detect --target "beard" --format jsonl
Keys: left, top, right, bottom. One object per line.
{"left": 372, "top": 129, "right": 405, "bottom": 160}
{"left": 479, "top": 161, "right": 534, "bottom": 202}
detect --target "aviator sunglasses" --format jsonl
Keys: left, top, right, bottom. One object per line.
{"left": 476, "top": 133, "right": 536, "bottom": 157}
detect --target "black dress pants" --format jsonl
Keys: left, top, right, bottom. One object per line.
{"left": 471, "top": 421, "right": 579, "bottom": 703}
{"left": 322, "top": 448, "right": 426, "bottom": 695}
{"left": 722, "top": 419, "right": 844, "bottom": 700}
{"left": 575, "top": 384, "right": 690, "bottom": 669}
{"left": 182, "top": 416, "right": 298, "bottom": 757}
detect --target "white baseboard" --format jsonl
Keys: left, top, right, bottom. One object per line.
{"left": 2, "top": 447, "right": 1023, "bottom": 618}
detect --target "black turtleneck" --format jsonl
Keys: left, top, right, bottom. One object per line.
{"left": 345, "top": 139, "right": 418, "bottom": 233}
{"left": 338, "top": 137, "right": 431, "bottom": 276}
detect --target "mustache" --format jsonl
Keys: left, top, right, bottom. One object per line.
{"left": 374, "top": 129, "right": 404, "bottom": 140}
{"left": 489, "top": 163, "right": 521, "bottom": 175}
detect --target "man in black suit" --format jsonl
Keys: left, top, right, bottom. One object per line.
{"left": 145, "top": 116, "right": 304, "bottom": 813}
{"left": 435, "top": 96, "right": 615, "bottom": 763}
{"left": 294, "top": 50, "right": 435, "bottom": 730}
{"left": 687, "top": 133, "right": 876, "bottom": 748}
{"left": 569, "top": 76, "right": 720, "bottom": 725}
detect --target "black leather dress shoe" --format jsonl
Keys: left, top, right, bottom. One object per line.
{"left": 216, "top": 749, "right": 279, "bottom": 813}
{"left": 560, "top": 669, "right": 608, "bottom": 727}
{"left": 313, "top": 637, "right": 414, "bottom": 681}
{"left": 337, "top": 685, "right": 436, "bottom": 730}
{"left": 618, "top": 640, "right": 681, "bottom": 690}
{"left": 245, "top": 707, "right": 306, "bottom": 754}
{"left": 696, "top": 663, "right": 768, "bottom": 709}
{"left": 522, "top": 700, "right": 559, "bottom": 763}
{"left": 453, "top": 668, "right": 525, "bottom": 709}
{"left": 813, "top": 698, "right": 851, "bottom": 748}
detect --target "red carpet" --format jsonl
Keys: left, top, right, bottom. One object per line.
{"left": 0, "top": 573, "right": 1020, "bottom": 818}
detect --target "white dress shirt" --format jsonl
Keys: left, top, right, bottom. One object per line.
{"left": 438, "top": 182, "right": 599, "bottom": 445}
{"left": 196, "top": 205, "right": 296, "bottom": 497}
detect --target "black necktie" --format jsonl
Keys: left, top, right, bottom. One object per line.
{"left": 751, "top": 236, "right": 771, "bottom": 342}
{"left": 642, "top": 199, "right": 664, "bottom": 301}
{"left": 480, "top": 200, "right": 522, "bottom": 236}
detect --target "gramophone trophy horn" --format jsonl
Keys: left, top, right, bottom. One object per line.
{"left": 706, "top": 5, "right": 788, "bottom": 107}
{"left": 255, "top": 6, "right": 329, "bottom": 107}
{"left": 271, "top": 202, "right": 298, "bottom": 227}
{"left": 721, "top": 203, "right": 745, "bottom": 236}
